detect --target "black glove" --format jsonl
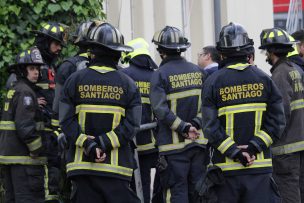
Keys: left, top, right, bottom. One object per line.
{"left": 245, "top": 143, "right": 259, "bottom": 157}
{"left": 190, "top": 120, "right": 200, "bottom": 130}
{"left": 83, "top": 139, "right": 98, "bottom": 162}
{"left": 234, "top": 150, "right": 249, "bottom": 167}
{"left": 182, "top": 124, "right": 191, "bottom": 138}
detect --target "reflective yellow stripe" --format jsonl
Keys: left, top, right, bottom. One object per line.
{"left": 7, "top": 90, "right": 15, "bottom": 99}
{"left": 166, "top": 189, "right": 171, "bottom": 203}
{"left": 75, "top": 134, "right": 87, "bottom": 148}
{"left": 111, "top": 148, "right": 119, "bottom": 166}
{"left": 170, "top": 117, "right": 182, "bottom": 130}
{"left": 51, "top": 27, "right": 57, "bottom": 33}
{"left": 76, "top": 105, "right": 125, "bottom": 116}
{"left": 141, "top": 97, "right": 150, "bottom": 104}
{"left": 167, "top": 89, "right": 201, "bottom": 100}
{"left": 216, "top": 159, "right": 272, "bottom": 171}
{"left": 272, "top": 140, "right": 304, "bottom": 155}
{"left": 226, "top": 63, "right": 250, "bottom": 70}
{"left": 44, "top": 24, "right": 50, "bottom": 30}
{"left": 27, "top": 137, "right": 42, "bottom": 152}
{"left": 66, "top": 162, "right": 133, "bottom": 177}
{"left": 218, "top": 103, "right": 266, "bottom": 116}
{"left": 89, "top": 66, "right": 116, "bottom": 73}
{"left": 36, "top": 83, "right": 49, "bottom": 89}
{"left": 290, "top": 99, "right": 304, "bottom": 111}
{"left": 0, "top": 156, "right": 47, "bottom": 165}
{"left": 44, "top": 165, "right": 59, "bottom": 201}
{"left": 217, "top": 137, "right": 235, "bottom": 154}
{"left": 44, "top": 128, "right": 53, "bottom": 132}
{"left": 137, "top": 142, "right": 155, "bottom": 152}
{"left": 0, "top": 121, "right": 16, "bottom": 130}
{"left": 158, "top": 138, "right": 208, "bottom": 152}
{"left": 255, "top": 111, "right": 273, "bottom": 147}
{"left": 226, "top": 113, "right": 234, "bottom": 138}
{"left": 106, "top": 131, "right": 120, "bottom": 148}
{"left": 51, "top": 119, "right": 59, "bottom": 127}
{"left": 79, "top": 53, "right": 89, "bottom": 58}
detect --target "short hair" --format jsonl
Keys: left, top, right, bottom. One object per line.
{"left": 292, "top": 30, "right": 304, "bottom": 42}
{"left": 202, "top": 46, "right": 221, "bottom": 63}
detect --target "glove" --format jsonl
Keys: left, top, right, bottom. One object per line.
{"left": 245, "top": 143, "right": 259, "bottom": 157}
{"left": 190, "top": 120, "right": 200, "bottom": 130}
{"left": 182, "top": 124, "right": 191, "bottom": 138}
{"left": 234, "top": 150, "right": 249, "bottom": 167}
{"left": 58, "top": 133, "right": 68, "bottom": 151}
{"left": 83, "top": 139, "right": 98, "bottom": 162}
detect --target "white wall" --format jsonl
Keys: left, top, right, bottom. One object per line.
{"left": 103, "top": 0, "right": 274, "bottom": 73}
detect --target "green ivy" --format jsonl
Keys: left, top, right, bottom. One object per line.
{"left": 0, "top": 0, "right": 105, "bottom": 105}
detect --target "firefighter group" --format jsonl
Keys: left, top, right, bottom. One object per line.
{"left": 0, "top": 19, "right": 304, "bottom": 203}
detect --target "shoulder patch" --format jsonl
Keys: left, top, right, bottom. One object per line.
{"left": 23, "top": 96, "right": 33, "bottom": 106}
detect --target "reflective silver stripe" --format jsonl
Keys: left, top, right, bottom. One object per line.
{"left": 76, "top": 105, "right": 125, "bottom": 116}
{"left": 218, "top": 103, "right": 267, "bottom": 116}
{"left": 170, "top": 117, "right": 182, "bottom": 130}
{"left": 111, "top": 148, "right": 118, "bottom": 166}
{"left": 216, "top": 159, "right": 272, "bottom": 171}
{"left": 159, "top": 139, "right": 208, "bottom": 152}
{"left": 167, "top": 89, "right": 201, "bottom": 100}
{"left": 75, "top": 134, "right": 87, "bottom": 147}
{"left": 36, "top": 122, "right": 45, "bottom": 131}
{"left": 106, "top": 131, "right": 120, "bottom": 148}
{"left": 137, "top": 142, "right": 155, "bottom": 151}
{"left": 217, "top": 137, "right": 234, "bottom": 154}
{"left": 89, "top": 66, "right": 116, "bottom": 74}
{"left": 271, "top": 140, "right": 304, "bottom": 155}
{"left": 226, "top": 113, "right": 234, "bottom": 138}
{"left": 0, "top": 156, "right": 47, "bottom": 165}
{"left": 36, "top": 83, "right": 49, "bottom": 89}
{"left": 0, "top": 121, "right": 16, "bottom": 130}
{"left": 44, "top": 128, "right": 53, "bottom": 132}
{"left": 66, "top": 162, "right": 133, "bottom": 177}
{"left": 27, "top": 137, "right": 42, "bottom": 152}
{"left": 290, "top": 99, "right": 304, "bottom": 111}
{"left": 141, "top": 97, "right": 150, "bottom": 104}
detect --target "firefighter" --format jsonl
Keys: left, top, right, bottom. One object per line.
{"left": 201, "top": 22, "right": 286, "bottom": 203}
{"left": 291, "top": 29, "right": 304, "bottom": 61}
{"left": 120, "top": 38, "right": 161, "bottom": 203}
{"left": 59, "top": 22, "right": 141, "bottom": 203}
{"left": 150, "top": 26, "right": 208, "bottom": 203}
{"left": 0, "top": 47, "right": 47, "bottom": 203}
{"left": 32, "top": 22, "right": 67, "bottom": 203}
{"left": 259, "top": 27, "right": 304, "bottom": 203}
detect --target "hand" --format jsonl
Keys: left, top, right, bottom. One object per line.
{"left": 241, "top": 151, "right": 255, "bottom": 166}
{"left": 37, "top": 97, "right": 47, "bottom": 107}
{"left": 187, "top": 126, "right": 200, "bottom": 140}
{"left": 95, "top": 148, "right": 106, "bottom": 163}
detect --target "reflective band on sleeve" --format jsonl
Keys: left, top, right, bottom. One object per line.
{"left": 75, "top": 134, "right": 87, "bottom": 148}
{"left": 290, "top": 99, "right": 304, "bottom": 111}
{"left": 272, "top": 140, "right": 304, "bottom": 155}
{"left": 255, "top": 111, "right": 273, "bottom": 147}
{"left": 0, "top": 121, "right": 16, "bottom": 130}
{"left": 66, "top": 162, "right": 133, "bottom": 177}
{"left": 0, "top": 156, "right": 47, "bottom": 165}
{"left": 137, "top": 142, "right": 155, "bottom": 152}
{"left": 170, "top": 117, "right": 182, "bottom": 131}
{"left": 218, "top": 103, "right": 266, "bottom": 116}
{"left": 51, "top": 119, "right": 59, "bottom": 127}
{"left": 27, "top": 137, "right": 42, "bottom": 152}
{"left": 106, "top": 131, "right": 120, "bottom": 148}
{"left": 217, "top": 137, "right": 235, "bottom": 154}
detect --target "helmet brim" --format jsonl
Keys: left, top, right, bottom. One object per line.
{"left": 154, "top": 41, "right": 191, "bottom": 50}
{"left": 31, "top": 30, "right": 67, "bottom": 47}
{"left": 8, "top": 62, "right": 45, "bottom": 70}
{"left": 258, "top": 42, "right": 294, "bottom": 49}
{"left": 86, "top": 41, "right": 134, "bottom": 52}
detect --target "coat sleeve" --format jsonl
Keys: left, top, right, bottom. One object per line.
{"left": 13, "top": 91, "right": 43, "bottom": 154}
{"left": 249, "top": 78, "right": 286, "bottom": 151}
{"left": 201, "top": 78, "right": 240, "bottom": 158}
{"left": 150, "top": 71, "right": 188, "bottom": 134}
{"left": 97, "top": 78, "right": 142, "bottom": 152}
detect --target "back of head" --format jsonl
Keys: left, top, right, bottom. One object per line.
{"left": 292, "top": 29, "right": 304, "bottom": 42}
{"left": 9, "top": 47, "right": 45, "bottom": 79}
{"left": 259, "top": 27, "right": 294, "bottom": 55}
{"left": 203, "top": 46, "right": 221, "bottom": 63}
{"left": 152, "top": 26, "right": 190, "bottom": 54}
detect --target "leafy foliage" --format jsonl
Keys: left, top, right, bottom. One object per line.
{"left": 0, "top": 0, "right": 105, "bottom": 104}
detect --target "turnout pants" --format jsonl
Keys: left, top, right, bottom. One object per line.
{"left": 273, "top": 151, "right": 304, "bottom": 203}
{"left": 71, "top": 175, "right": 140, "bottom": 203}
{"left": 3, "top": 165, "right": 45, "bottom": 203}
{"left": 214, "top": 173, "right": 281, "bottom": 203}
{"left": 161, "top": 147, "right": 207, "bottom": 203}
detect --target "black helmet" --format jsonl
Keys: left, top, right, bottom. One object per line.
{"left": 259, "top": 28, "right": 294, "bottom": 49}
{"left": 216, "top": 22, "right": 254, "bottom": 55}
{"left": 9, "top": 47, "right": 45, "bottom": 73}
{"left": 87, "top": 22, "right": 133, "bottom": 52}
{"left": 32, "top": 22, "right": 67, "bottom": 46}
{"left": 152, "top": 26, "right": 190, "bottom": 52}
{"left": 73, "top": 20, "right": 103, "bottom": 46}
